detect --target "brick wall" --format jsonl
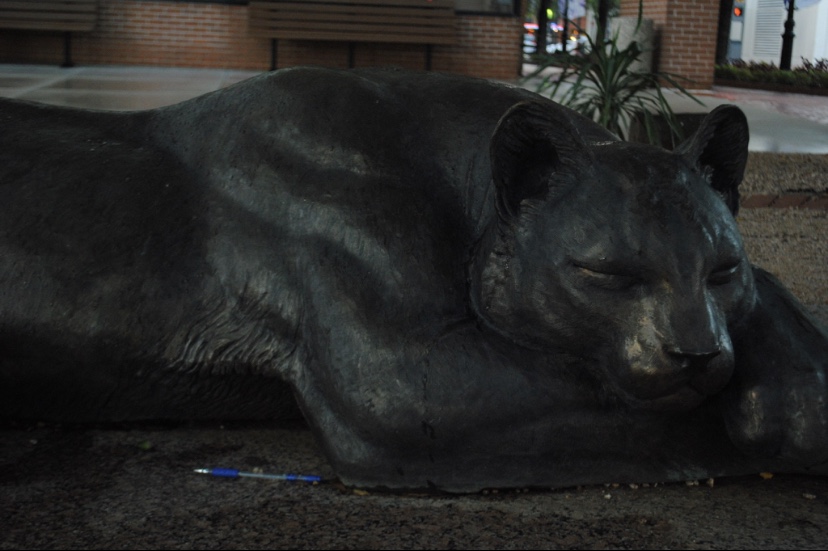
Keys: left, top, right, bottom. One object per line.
{"left": 437, "top": 14, "right": 524, "bottom": 80}
{"left": 0, "top": 1, "right": 523, "bottom": 80}
{"left": 620, "top": 0, "right": 719, "bottom": 89}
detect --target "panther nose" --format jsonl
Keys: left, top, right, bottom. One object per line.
{"left": 665, "top": 347, "right": 721, "bottom": 372}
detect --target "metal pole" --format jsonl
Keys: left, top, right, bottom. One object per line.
{"left": 597, "top": 0, "right": 610, "bottom": 44}
{"left": 61, "top": 32, "right": 74, "bottom": 68}
{"left": 780, "top": 0, "right": 796, "bottom": 70}
{"left": 716, "top": 0, "right": 734, "bottom": 65}
{"left": 270, "top": 39, "right": 278, "bottom": 71}
{"left": 536, "top": 0, "right": 550, "bottom": 56}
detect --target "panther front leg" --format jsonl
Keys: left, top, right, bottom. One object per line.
{"left": 284, "top": 315, "right": 606, "bottom": 492}
{"left": 723, "top": 267, "right": 828, "bottom": 470}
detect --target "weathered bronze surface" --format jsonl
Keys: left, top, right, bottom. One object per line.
{"left": 1, "top": 67, "right": 825, "bottom": 491}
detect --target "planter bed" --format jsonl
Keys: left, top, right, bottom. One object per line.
{"left": 714, "top": 78, "right": 828, "bottom": 97}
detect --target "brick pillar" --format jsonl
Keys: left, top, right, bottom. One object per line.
{"left": 619, "top": 0, "right": 718, "bottom": 89}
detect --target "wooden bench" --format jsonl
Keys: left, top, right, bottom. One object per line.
{"left": 0, "top": 0, "right": 99, "bottom": 67}
{"left": 248, "top": 0, "right": 456, "bottom": 71}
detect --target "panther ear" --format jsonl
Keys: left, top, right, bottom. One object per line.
{"left": 490, "top": 101, "right": 589, "bottom": 218}
{"left": 676, "top": 105, "right": 749, "bottom": 215}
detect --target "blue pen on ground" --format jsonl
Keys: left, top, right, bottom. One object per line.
{"left": 194, "top": 468, "right": 322, "bottom": 483}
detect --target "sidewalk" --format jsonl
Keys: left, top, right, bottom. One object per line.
{"left": 672, "top": 85, "right": 828, "bottom": 154}
{"left": 0, "top": 64, "right": 258, "bottom": 112}
{"left": 518, "top": 63, "right": 828, "bottom": 154}
{"left": 2, "top": 63, "right": 828, "bottom": 153}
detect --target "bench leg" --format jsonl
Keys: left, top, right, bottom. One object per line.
{"left": 61, "top": 32, "right": 74, "bottom": 68}
{"left": 270, "top": 39, "right": 278, "bottom": 71}
{"left": 425, "top": 44, "right": 433, "bottom": 71}
{"left": 348, "top": 43, "right": 356, "bottom": 69}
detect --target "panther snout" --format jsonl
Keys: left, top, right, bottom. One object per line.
{"left": 662, "top": 343, "right": 735, "bottom": 401}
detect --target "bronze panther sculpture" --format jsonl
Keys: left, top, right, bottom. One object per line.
{"left": 1, "top": 67, "right": 826, "bottom": 491}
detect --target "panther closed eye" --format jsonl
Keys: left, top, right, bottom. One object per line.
{"left": 708, "top": 261, "right": 741, "bottom": 286}
{"left": 573, "top": 262, "right": 644, "bottom": 291}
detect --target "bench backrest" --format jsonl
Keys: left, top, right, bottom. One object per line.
{"left": 249, "top": 0, "right": 456, "bottom": 45}
{"left": 0, "top": 0, "right": 98, "bottom": 32}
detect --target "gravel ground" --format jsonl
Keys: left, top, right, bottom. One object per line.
{"left": 738, "top": 153, "right": 827, "bottom": 327}
{"left": 738, "top": 208, "right": 827, "bottom": 305}
{"left": 742, "top": 153, "right": 828, "bottom": 195}
{"left": 1, "top": 153, "right": 826, "bottom": 550}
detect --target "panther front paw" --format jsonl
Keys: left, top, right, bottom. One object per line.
{"left": 723, "top": 380, "right": 828, "bottom": 466}
{"left": 722, "top": 383, "right": 783, "bottom": 458}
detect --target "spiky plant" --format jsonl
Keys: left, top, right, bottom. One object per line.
{"left": 525, "top": 21, "right": 703, "bottom": 146}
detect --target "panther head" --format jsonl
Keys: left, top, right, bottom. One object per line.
{"left": 471, "top": 101, "right": 757, "bottom": 411}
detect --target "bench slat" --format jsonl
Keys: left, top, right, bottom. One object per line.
{"left": 255, "top": 6, "right": 454, "bottom": 25}
{"left": 0, "top": 1, "right": 98, "bottom": 11}
{"left": 252, "top": 17, "right": 456, "bottom": 34}
{"left": 249, "top": 1, "right": 455, "bottom": 21}
{"left": 0, "top": 20, "right": 95, "bottom": 32}
{"left": 0, "top": 23, "right": 97, "bottom": 33}
{"left": 252, "top": 2, "right": 454, "bottom": 17}
{"left": 253, "top": 28, "right": 455, "bottom": 45}
{"left": 0, "top": 12, "right": 96, "bottom": 21}
{"left": 252, "top": 15, "right": 456, "bottom": 38}
{"left": 251, "top": 8, "right": 454, "bottom": 26}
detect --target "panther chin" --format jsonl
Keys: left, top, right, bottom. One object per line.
{"left": 631, "top": 385, "right": 710, "bottom": 412}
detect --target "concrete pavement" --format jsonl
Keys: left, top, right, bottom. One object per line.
{"left": 1, "top": 63, "right": 827, "bottom": 153}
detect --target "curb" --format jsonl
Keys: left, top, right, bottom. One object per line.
{"left": 740, "top": 193, "right": 828, "bottom": 210}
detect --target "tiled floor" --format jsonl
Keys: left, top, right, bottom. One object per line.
{"left": 1, "top": 63, "right": 828, "bottom": 152}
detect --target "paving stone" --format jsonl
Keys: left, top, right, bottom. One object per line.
{"left": 741, "top": 194, "right": 777, "bottom": 208}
